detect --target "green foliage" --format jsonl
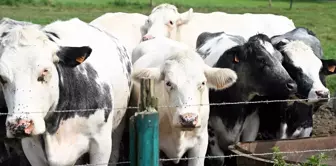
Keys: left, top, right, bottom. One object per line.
{"left": 0, "top": 0, "right": 34, "bottom": 6}
{"left": 272, "top": 146, "right": 329, "bottom": 166}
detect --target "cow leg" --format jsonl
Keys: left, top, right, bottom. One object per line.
{"left": 110, "top": 114, "right": 126, "bottom": 165}
{"left": 188, "top": 131, "right": 208, "bottom": 166}
{"left": 21, "top": 137, "right": 48, "bottom": 166}
{"left": 241, "top": 111, "right": 259, "bottom": 142}
{"left": 207, "top": 125, "right": 224, "bottom": 166}
{"left": 90, "top": 121, "right": 113, "bottom": 166}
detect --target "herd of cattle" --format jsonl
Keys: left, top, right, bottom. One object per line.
{"left": 0, "top": 3, "right": 335, "bottom": 166}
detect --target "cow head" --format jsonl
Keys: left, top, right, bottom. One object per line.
{"left": 132, "top": 50, "right": 237, "bottom": 129}
{"left": 141, "top": 3, "right": 193, "bottom": 41}
{"left": 0, "top": 25, "right": 92, "bottom": 138}
{"left": 272, "top": 30, "right": 336, "bottom": 103}
{"left": 215, "top": 34, "right": 297, "bottom": 98}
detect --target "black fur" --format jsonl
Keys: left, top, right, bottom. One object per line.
{"left": 45, "top": 63, "right": 113, "bottom": 135}
{"left": 197, "top": 33, "right": 296, "bottom": 165}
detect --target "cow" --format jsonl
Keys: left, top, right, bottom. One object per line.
{"left": 141, "top": 3, "right": 296, "bottom": 49}
{"left": 0, "top": 17, "right": 132, "bottom": 166}
{"left": 90, "top": 12, "right": 147, "bottom": 57}
{"left": 257, "top": 27, "right": 336, "bottom": 140}
{"left": 196, "top": 32, "right": 297, "bottom": 165}
{"left": 0, "top": 17, "right": 34, "bottom": 166}
{"left": 130, "top": 37, "right": 238, "bottom": 166}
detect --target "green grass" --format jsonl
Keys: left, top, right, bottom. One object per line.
{"left": 0, "top": 0, "right": 336, "bottom": 93}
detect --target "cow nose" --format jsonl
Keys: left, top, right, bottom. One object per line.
{"left": 286, "top": 82, "right": 297, "bottom": 93}
{"left": 315, "top": 90, "right": 329, "bottom": 98}
{"left": 179, "top": 113, "right": 198, "bottom": 128}
{"left": 142, "top": 35, "right": 154, "bottom": 41}
{"left": 8, "top": 119, "right": 34, "bottom": 136}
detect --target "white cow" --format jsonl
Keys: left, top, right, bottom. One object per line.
{"left": 0, "top": 18, "right": 132, "bottom": 166}
{"left": 141, "top": 3, "right": 296, "bottom": 48}
{"left": 131, "top": 37, "right": 238, "bottom": 166}
{"left": 90, "top": 12, "right": 147, "bottom": 56}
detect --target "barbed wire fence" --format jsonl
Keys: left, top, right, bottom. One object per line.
{"left": 1, "top": 96, "right": 336, "bottom": 165}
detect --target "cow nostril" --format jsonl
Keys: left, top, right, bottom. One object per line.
{"left": 286, "top": 82, "right": 297, "bottom": 91}
{"left": 315, "top": 90, "right": 329, "bottom": 98}
{"left": 179, "top": 114, "right": 198, "bottom": 128}
{"left": 142, "top": 36, "right": 148, "bottom": 41}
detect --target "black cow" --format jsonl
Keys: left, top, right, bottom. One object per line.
{"left": 257, "top": 27, "right": 336, "bottom": 141}
{"left": 196, "top": 32, "right": 298, "bottom": 165}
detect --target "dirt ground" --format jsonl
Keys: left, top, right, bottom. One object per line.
{"left": 312, "top": 101, "right": 336, "bottom": 137}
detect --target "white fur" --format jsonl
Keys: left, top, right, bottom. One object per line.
{"left": 279, "top": 123, "right": 312, "bottom": 139}
{"left": 197, "top": 33, "right": 242, "bottom": 67}
{"left": 0, "top": 18, "right": 131, "bottom": 166}
{"left": 131, "top": 38, "right": 237, "bottom": 166}
{"left": 90, "top": 12, "right": 147, "bottom": 56}
{"left": 142, "top": 3, "right": 295, "bottom": 48}
{"left": 282, "top": 41, "right": 330, "bottom": 102}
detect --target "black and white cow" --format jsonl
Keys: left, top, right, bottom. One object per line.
{"left": 0, "top": 18, "right": 132, "bottom": 166}
{"left": 196, "top": 32, "right": 297, "bottom": 165}
{"left": 257, "top": 27, "right": 336, "bottom": 140}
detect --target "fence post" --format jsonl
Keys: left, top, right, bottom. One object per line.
{"left": 129, "top": 79, "right": 159, "bottom": 166}
{"left": 289, "top": 0, "right": 294, "bottom": 9}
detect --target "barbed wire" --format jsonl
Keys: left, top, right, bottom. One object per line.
{"left": 0, "top": 96, "right": 334, "bottom": 116}
{"left": 74, "top": 148, "right": 336, "bottom": 165}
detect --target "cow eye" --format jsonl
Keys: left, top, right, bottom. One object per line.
{"left": 0, "top": 76, "right": 7, "bottom": 85}
{"left": 169, "top": 21, "right": 174, "bottom": 25}
{"left": 37, "top": 69, "right": 48, "bottom": 83}
{"left": 166, "top": 81, "right": 172, "bottom": 87}
{"left": 201, "top": 81, "right": 206, "bottom": 86}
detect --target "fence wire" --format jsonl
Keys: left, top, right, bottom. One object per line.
{"left": 0, "top": 96, "right": 334, "bottom": 116}
{"left": 73, "top": 148, "right": 336, "bottom": 165}
{"left": 2, "top": 95, "right": 335, "bottom": 165}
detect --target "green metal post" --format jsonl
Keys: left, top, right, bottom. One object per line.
{"left": 129, "top": 79, "right": 159, "bottom": 166}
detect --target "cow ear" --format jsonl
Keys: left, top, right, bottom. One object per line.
{"left": 204, "top": 65, "right": 237, "bottom": 90}
{"left": 321, "top": 59, "right": 336, "bottom": 75}
{"left": 177, "top": 8, "right": 193, "bottom": 26}
{"left": 55, "top": 46, "right": 92, "bottom": 67}
{"left": 132, "top": 68, "right": 162, "bottom": 83}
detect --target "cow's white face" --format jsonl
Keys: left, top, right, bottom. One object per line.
{"left": 0, "top": 26, "right": 91, "bottom": 138}
{"left": 281, "top": 40, "right": 330, "bottom": 102}
{"left": 132, "top": 51, "right": 237, "bottom": 129}
{"left": 141, "top": 4, "right": 193, "bottom": 41}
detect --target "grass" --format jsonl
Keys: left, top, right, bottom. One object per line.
{"left": 0, "top": 0, "right": 336, "bottom": 93}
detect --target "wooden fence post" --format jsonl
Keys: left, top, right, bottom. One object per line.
{"left": 129, "top": 79, "right": 159, "bottom": 166}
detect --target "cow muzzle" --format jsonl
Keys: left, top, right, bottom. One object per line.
{"left": 7, "top": 118, "right": 34, "bottom": 137}
{"left": 179, "top": 113, "right": 199, "bottom": 129}
{"left": 142, "top": 35, "right": 155, "bottom": 41}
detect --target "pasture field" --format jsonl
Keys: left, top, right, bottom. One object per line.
{"left": 0, "top": 0, "right": 336, "bottom": 93}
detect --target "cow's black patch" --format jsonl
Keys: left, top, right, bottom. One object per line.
{"left": 196, "top": 31, "right": 224, "bottom": 49}
{"left": 0, "top": 32, "right": 8, "bottom": 38}
{"left": 44, "top": 31, "right": 59, "bottom": 42}
{"left": 196, "top": 31, "right": 245, "bottom": 60}
{"left": 45, "top": 63, "right": 113, "bottom": 135}
{"left": 200, "top": 33, "right": 296, "bottom": 165}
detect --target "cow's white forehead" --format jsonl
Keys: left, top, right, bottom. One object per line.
{"left": 0, "top": 25, "right": 58, "bottom": 59}
{"left": 1, "top": 25, "right": 54, "bottom": 48}
{"left": 283, "top": 40, "right": 322, "bottom": 71}
{"left": 162, "top": 51, "right": 205, "bottom": 83}
{"left": 258, "top": 39, "right": 275, "bottom": 55}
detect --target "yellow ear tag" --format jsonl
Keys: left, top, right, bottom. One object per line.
{"left": 328, "top": 65, "right": 336, "bottom": 73}
{"left": 76, "top": 56, "right": 86, "bottom": 63}
{"left": 234, "top": 56, "right": 239, "bottom": 63}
